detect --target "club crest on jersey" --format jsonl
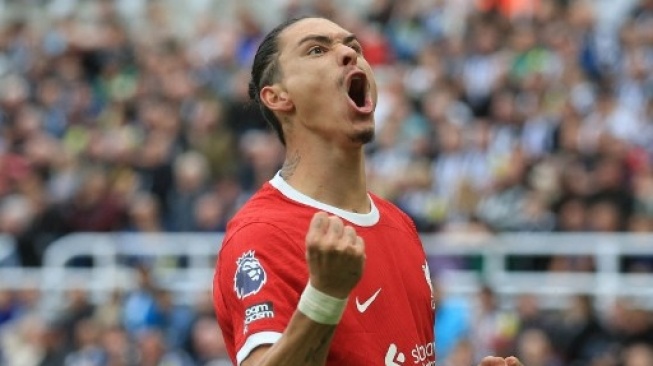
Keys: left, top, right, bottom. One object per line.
{"left": 234, "top": 250, "right": 267, "bottom": 299}
{"left": 423, "top": 261, "right": 435, "bottom": 310}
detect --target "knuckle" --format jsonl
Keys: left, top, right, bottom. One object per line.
{"left": 353, "top": 246, "right": 365, "bottom": 259}
{"left": 344, "top": 227, "right": 356, "bottom": 239}
{"left": 314, "top": 237, "right": 338, "bottom": 251}
{"left": 343, "top": 245, "right": 358, "bottom": 256}
{"left": 315, "top": 211, "right": 328, "bottom": 219}
{"left": 323, "top": 241, "right": 339, "bottom": 252}
{"left": 329, "top": 216, "right": 343, "bottom": 228}
{"left": 305, "top": 232, "right": 321, "bottom": 246}
{"left": 329, "top": 215, "right": 342, "bottom": 223}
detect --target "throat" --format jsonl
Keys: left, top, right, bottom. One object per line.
{"left": 308, "top": 183, "right": 371, "bottom": 215}
{"left": 281, "top": 145, "right": 370, "bottom": 213}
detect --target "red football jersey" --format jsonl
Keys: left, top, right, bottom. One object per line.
{"left": 213, "top": 173, "right": 435, "bottom": 365}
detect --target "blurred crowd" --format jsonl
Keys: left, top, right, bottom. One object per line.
{"left": 0, "top": 0, "right": 653, "bottom": 365}
{"left": 0, "top": 266, "right": 232, "bottom": 365}
{"left": 2, "top": 268, "right": 653, "bottom": 366}
{"left": 0, "top": 0, "right": 652, "bottom": 268}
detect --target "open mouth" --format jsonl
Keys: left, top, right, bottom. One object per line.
{"left": 348, "top": 74, "right": 368, "bottom": 108}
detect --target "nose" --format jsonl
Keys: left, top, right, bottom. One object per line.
{"left": 337, "top": 43, "right": 358, "bottom": 67}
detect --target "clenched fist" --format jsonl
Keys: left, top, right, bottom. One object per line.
{"left": 305, "top": 212, "right": 366, "bottom": 299}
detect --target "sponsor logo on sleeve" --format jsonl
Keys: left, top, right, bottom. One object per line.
{"left": 244, "top": 301, "right": 275, "bottom": 325}
{"left": 234, "top": 250, "right": 267, "bottom": 299}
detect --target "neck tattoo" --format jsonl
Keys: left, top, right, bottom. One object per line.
{"left": 280, "top": 151, "right": 301, "bottom": 180}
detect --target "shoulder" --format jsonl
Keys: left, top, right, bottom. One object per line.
{"left": 220, "top": 183, "right": 313, "bottom": 257}
{"left": 220, "top": 220, "right": 300, "bottom": 263}
{"left": 230, "top": 183, "right": 285, "bottom": 221}
{"left": 227, "top": 183, "right": 305, "bottom": 232}
{"left": 370, "top": 193, "right": 418, "bottom": 232}
{"left": 215, "top": 220, "right": 307, "bottom": 301}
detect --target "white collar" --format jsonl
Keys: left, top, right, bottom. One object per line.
{"left": 269, "top": 171, "right": 380, "bottom": 227}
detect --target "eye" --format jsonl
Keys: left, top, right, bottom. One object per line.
{"left": 307, "top": 46, "right": 326, "bottom": 56}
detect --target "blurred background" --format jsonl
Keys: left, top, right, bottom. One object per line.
{"left": 0, "top": 0, "right": 652, "bottom": 365}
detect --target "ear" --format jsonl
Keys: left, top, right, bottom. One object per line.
{"left": 260, "top": 85, "right": 294, "bottom": 113}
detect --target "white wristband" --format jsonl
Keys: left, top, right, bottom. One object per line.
{"left": 297, "top": 283, "right": 348, "bottom": 325}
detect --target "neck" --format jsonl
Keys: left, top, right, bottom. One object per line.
{"left": 280, "top": 144, "right": 369, "bottom": 214}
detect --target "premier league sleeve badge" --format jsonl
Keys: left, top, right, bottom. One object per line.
{"left": 234, "top": 250, "right": 268, "bottom": 299}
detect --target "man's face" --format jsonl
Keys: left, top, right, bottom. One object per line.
{"left": 274, "top": 18, "right": 377, "bottom": 146}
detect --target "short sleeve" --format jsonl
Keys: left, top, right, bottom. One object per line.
{"left": 213, "top": 222, "right": 308, "bottom": 364}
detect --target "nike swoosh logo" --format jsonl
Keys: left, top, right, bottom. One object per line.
{"left": 356, "top": 288, "right": 382, "bottom": 313}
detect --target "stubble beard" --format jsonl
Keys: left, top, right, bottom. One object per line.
{"left": 350, "top": 127, "right": 375, "bottom": 144}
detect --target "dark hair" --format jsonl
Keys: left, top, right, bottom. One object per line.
{"left": 248, "top": 16, "right": 311, "bottom": 146}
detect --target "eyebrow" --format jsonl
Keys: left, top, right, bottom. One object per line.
{"left": 296, "top": 33, "right": 359, "bottom": 49}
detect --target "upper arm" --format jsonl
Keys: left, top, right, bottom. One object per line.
{"left": 241, "top": 345, "right": 272, "bottom": 366}
{"left": 214, "top": 222, "right": 307, "bottom": 364}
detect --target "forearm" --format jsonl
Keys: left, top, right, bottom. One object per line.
{"left": 244, "top": 311, "right": 337, "bottom": 366}
{"left": 242, "top": 214, "right": 363, "bottom": 366}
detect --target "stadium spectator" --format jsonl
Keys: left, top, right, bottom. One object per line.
{"left": 433, "top": 278, "right": 472, "bottom": 360}
{"left": 63, "top": 318, "right": 105, "bottom": 366}
{"left": 471, "top": 285, "right": 520, "bottom": 361}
